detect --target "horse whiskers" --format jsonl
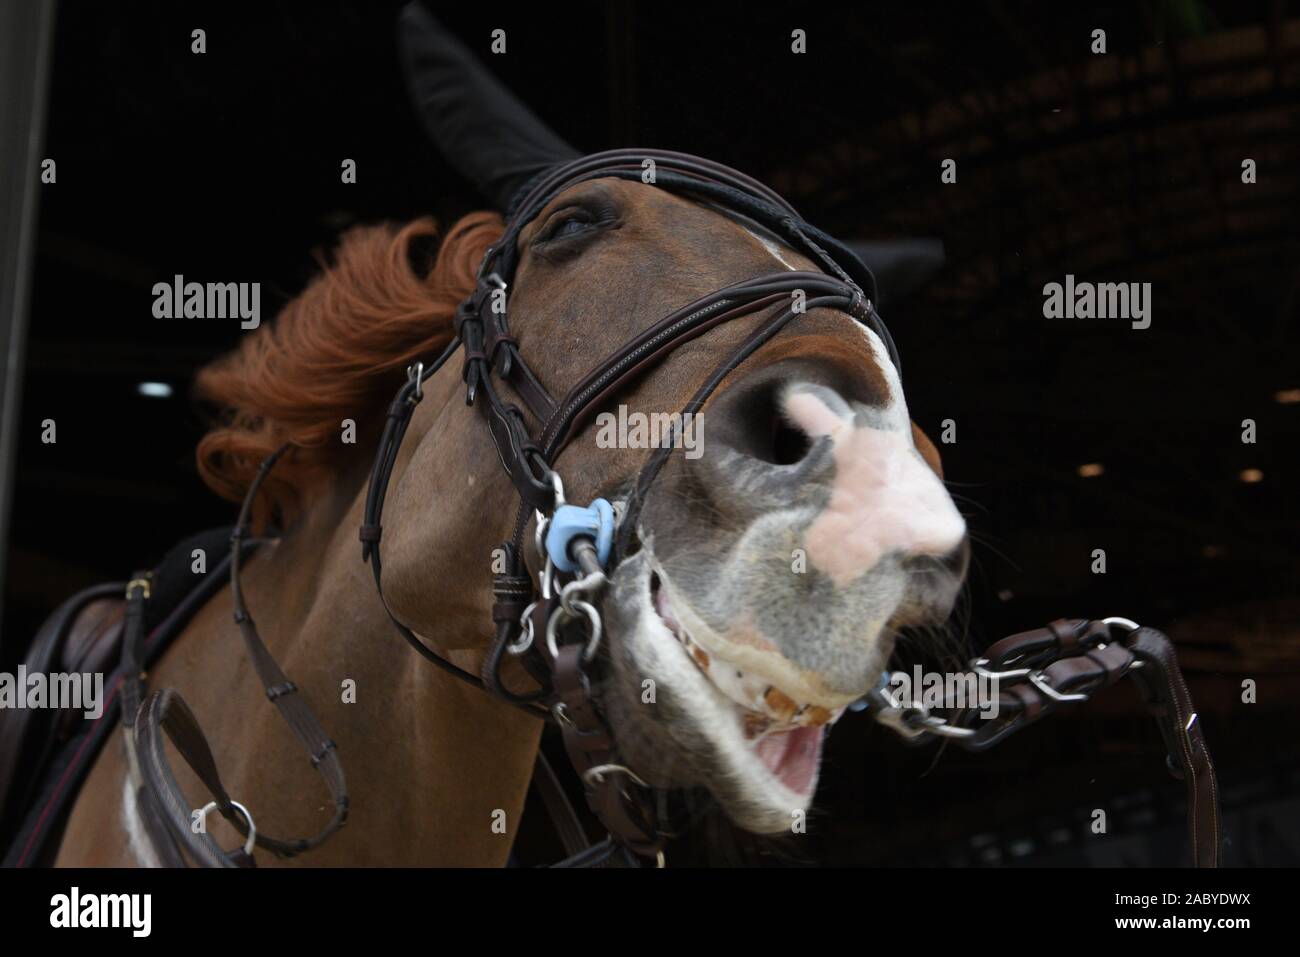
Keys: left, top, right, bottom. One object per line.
{"left": 946, "top": 491, "right": 991, "bottom": 514}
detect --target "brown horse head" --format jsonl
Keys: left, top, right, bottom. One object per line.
{"left": 187, "top": 15, "right": 969, "bottom": 853}
{"left": 504, "top": 176, "right": 968, "bottom": 832}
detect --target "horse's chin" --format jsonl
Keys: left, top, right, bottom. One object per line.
{"left": 597, "top": 549, "right": 849, "bottom": 835}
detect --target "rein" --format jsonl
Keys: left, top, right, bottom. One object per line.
{"left": 863, "top": 618, "right": 1220, "bottom": 867}
{"left": 118, "top": 148, "right": 1221, "bottom": 868}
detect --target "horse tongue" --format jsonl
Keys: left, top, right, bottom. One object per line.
{"left": 753, "top": 725, "right": 823, "bottom": 794}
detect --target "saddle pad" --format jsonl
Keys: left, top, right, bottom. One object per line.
{"left": 1, "top": 528, "right": 255, "bottom": 867}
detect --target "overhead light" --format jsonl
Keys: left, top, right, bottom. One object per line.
{"left": 1275, "top": 388, "right": 1300, "bottom": 404}
{"left": 1201, "top": 545, "right": 1223, "bottom": 559}
{"left": 137, "top": 382, "right": 173, "bottom": 399}
{"left": 1077, "top": 463, "right": 1104, "bottom": 478}
{"left": 997, "top": 589, "right": 1014, "bottom": 602}
{"left": 1239, "top": 468, "right": 1263, "bottom": 484}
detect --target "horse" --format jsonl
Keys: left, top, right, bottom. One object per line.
{"left": 51, "top": 9, "right": 969, "bottom": 867}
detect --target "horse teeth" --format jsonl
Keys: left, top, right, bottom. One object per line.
{"left": 669, "top": 615, "right": 836, "bottom": 728}
{"left": 804, "top": 705, "right": 833, "bottom": 726}
{"left": 763, "top": 686, "right": 798, "bottom": 722}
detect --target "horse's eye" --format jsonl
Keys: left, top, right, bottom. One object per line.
{"left": 543, "top": 215, "right": 593, "bottom": 242}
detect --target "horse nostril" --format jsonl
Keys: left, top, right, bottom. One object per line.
{"left": 732, "top": 382, "right": 817, "bottom": 466}
{"left": 712, "top": 382, "right": 811, "bottom": 470}
{"left": 770, "top": 419, "right": 812, "bottom": 466}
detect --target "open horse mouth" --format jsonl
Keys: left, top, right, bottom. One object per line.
{"left": 648, "top": 570, "right": 842, "bottom": 796}
{"left": 594, "top": 544, "right": 870, "bottom": 828}
{"left": 590, "top": 359, "right": 970, "bottom": 836}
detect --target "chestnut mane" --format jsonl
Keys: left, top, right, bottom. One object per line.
{"left": 194, "top": 212, "right": 503, "bottom": 526}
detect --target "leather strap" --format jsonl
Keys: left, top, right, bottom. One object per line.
{"left": 871, "top": 619, "right": 1222, "bottom": 867}
{"left": 552, "top": 645, "right": 663, "bottom": 858}
{"left": 616, "top": 288, "right": 872, "bottom": 558}
{"left": 122, "top": 455, "right": 352, "bottom": 867}
{"left": 529, "top": 750, "right": 590, "bottom": 859}
{"left": 1126, "top": 627, "right": 1220, "bottom": 868}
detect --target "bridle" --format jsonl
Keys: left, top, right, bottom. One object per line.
{"left": 356, "top": 148, "right": 896, "bottom": 857}
{"left": 119, "top": 148, "right": 1221, "bottom": 868}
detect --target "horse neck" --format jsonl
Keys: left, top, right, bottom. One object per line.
{"left": 232, "top": 424, "right": 544, "bottom": 866}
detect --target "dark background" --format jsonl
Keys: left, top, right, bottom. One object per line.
{"left": 2, "top": 1, "right": 1297, "bottom": 865}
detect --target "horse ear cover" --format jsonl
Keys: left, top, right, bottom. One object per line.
{"left": 397, "top": 3, "right": 579, "bottom": 212}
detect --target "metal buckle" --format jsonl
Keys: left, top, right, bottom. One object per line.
{"left": 523, "top": 458, "right": 565, "bottom": 513}
{"left": 971, "top": 656, "right": 1032, "bottom": 681}
{"left": 474, "top": 246, "right": 500, "bottom": 282}
{"left": 864, "top": 673, "right": 979, "bottom": 741}
{"left": 863, "top": 683, "right": 930, "bottom": 741}
{"left": 552, "top": 702, "right": 573, "bottom": 727}
{"left": 1099, "top": 616, "right": 1145, "bottom": 669}
{"left": 533, "top": 513, "right": 549, "bottom": 556}
{"left": 582, "top": 764, "right": 649, "bottom": 789}
{"left": 545, "top": 598, "right": 603, "bottom": 663}
{"left": 1027, "top": 669, "right": 1089, "bottom": 703}
{"left": 911, "top": 713, "right": 978, "bottom": 739}
{"left": 509, "top": 601, "right": 537, "bottom": 656}
{"left": 547, "top": 470, "right": 565, "bottom": 507}
{"left": 539, "top": 556, "right": 556, "bottom": 601}
{"left": 406, "top": 361, "right": 424, "bottom": 402}
{"left": 196, "top": 800, "right": 257, "bottom": 858}
{"left": 560, "top": 568, "right": 607, "bottom": 616}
